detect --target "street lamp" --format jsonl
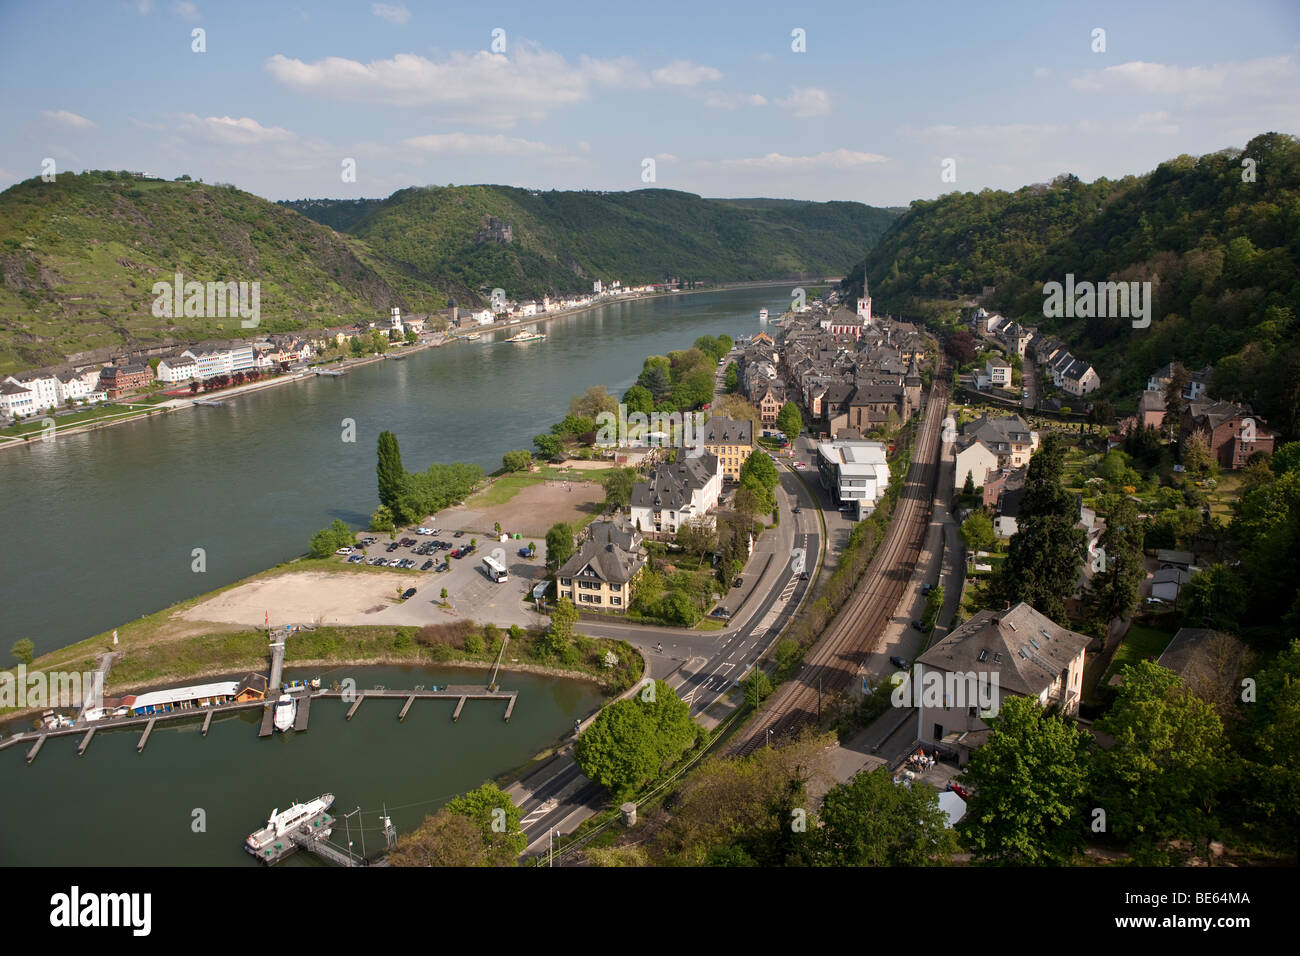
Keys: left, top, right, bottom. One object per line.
{"left": 549, "top": 828, "right": 562, "bottom": 867}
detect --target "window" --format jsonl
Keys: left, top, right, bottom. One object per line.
{"left": 933, "top": 723, "right": 944, "bottom": 741}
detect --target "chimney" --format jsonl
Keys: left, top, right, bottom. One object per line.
{"left": 1003, "top": 601, "right": 1011, "bottom": 611}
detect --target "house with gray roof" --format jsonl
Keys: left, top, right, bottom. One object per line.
{"left": 913, "top": 602, "right": 1092, "bottom": 764}
{"left": 556, "top": 517, "right": 647, "bottom": 613}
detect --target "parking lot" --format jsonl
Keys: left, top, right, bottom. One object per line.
{"left": 335, "top": 525, "right": 552, "bottom": 629}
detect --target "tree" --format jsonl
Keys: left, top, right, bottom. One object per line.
{"left": 1164, "top": 362, "right": 1191, "bottom": 430}
{"left": 387, "top": 808, "right": 490, "bottom": 867}
{"left": 744, "top": 669, "right": 772, "bottom": 708}
{"left": 444, "top": 782, "right": 527, "bottom": 863}
{"left": 960, "top": 511, "right": 995, "bottom": 552}
{"left": 538, "top": 596, "right": 578, "bottom": 657}
{"left": 1180, "top": 563, "right": 1247, "bottom": 627}
{"left": 573, "top": 681, "right": 696, "bottom": 799}
{"left": 958, "top": 695, "right": 1092, "bottom": 864}
{"left": 601, "top": 468, "right": 637, "bottom": 510}
{"left": 622, "top": 384, "right": 654, "bottom": 416}
{"left": 997, "top": 434, "right": 1086, "bottom": 620}
{"left": 371, "top": 330, "right": 388, "bottom": 354}
{"left": 1086, "top": 496, "right": 1145, "bottom": 625}
{"left": 639, "top": 363, "right": 673, "bottom": 402}
{"left": 676, "top": 518, "right": 717, "bottom": 561}
{"left": 309, "top": 518, "right": 355, "bottom": 558}
{"left": 349, "top": 335, "right": 365, "bottom": 357}
{"left": 10, "top": 638, "right": 34, "bottom": 666}
{"left": 545, "top": 522, "right": 575, "bottom": 571}
{"left": 962, "top": 470, "right": 976, "bottom": 500}
{"left": 944, "top": 331, "right": 976, "bottom": 365}
{"left": 776, "top": 401, "right": 801, "bottom": 439}
{"left": 1095, "top": 660, "right": 1230, "bottom": 863}
{"left": 404, "top": 329, "right": 417, "bottom": 345}
{"left": 376, "top": 431, "right": 405, "bottom": 512}
{"left": 368, "top": 504, "right": 395, "bottom": 532}
{"left": 551, "top": 414, "right": 595, "bottom": 440}
{"left": 570, "top": 385, "right": 618, "bottom": 422}
{"left": 1182, "top": 428, "right": 1214, "bottom": 474}
{"left": 533, "top": 433, "right": 563, "bottom": 460}
{"left": 502, "top": 449, "right": 532, "bottom": 472}
{"left": 724, "top": 362, "right": 739, "bottom": 392}
{"left": 815, "top": 768, "right": 957, "bottom": 866}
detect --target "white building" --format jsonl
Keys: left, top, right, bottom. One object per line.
{"left": 816, "top": 439, "right": 889, "bottom": 518}
{"left": 628, "top": 454, "right": 723, "bottom": 535}
{"left": 4, "top": 372, "right": 60, "bottom": 412}
{"left": 0, "top": 380, "right": 36, "bottom": 418}
{"left": 986, "top": 357, "right": 1011, "bottom": 387}
{"left": 1061, "top": 359, "right": 1100, "bottom": 396}
{"left": 157, "top": 354, "right": 199, "bottom": 383}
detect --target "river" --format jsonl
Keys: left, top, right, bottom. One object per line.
{"left": 0, "top": 665, "right": 602, "bottom": 865}
{"left": 1, "top": 285, "right": 794, "bottom": 655}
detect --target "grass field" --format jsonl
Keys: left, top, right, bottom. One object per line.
{"left": 1103, "top": 623, "right": 1175, "bottom": 685}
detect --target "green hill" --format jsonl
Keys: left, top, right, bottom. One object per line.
{"left": 282, "top": 186, "right": 902, "bottom": 305}
{"left": 844, "top": 132, "right": 1300, "bottom": 435}
{"left": 0, "top": 173, "right": 900, "bottom": 374}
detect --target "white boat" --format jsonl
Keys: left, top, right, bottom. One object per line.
{"left": 508, "top": 328, "right": 545, "bottom": 343}
{"left": 465, "top": 332, "right": 481, "bottom": 341}
{"left": 758, "top": 308, "right": 769, "bottom": 321}
{"left": 245, "top": 793, "right": 335, "bottom": 855}
{"left": 272, "top": 693, "right": 296, "bottom": 732}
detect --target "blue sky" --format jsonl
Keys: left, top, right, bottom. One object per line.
{"left": 1, "top": 0, "right": 1297, "bottom": 204}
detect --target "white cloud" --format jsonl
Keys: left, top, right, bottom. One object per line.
{"left": 41, "top": 109, "right": 96, "bottom": 129}
{"left": 653, "top": 152, "right": 677, "bottom": 162}
{"left": 718, "top": 149, "right": 887, "bottom": 170}
{"left": 703, "top": 91, "right": 767, "bottom": 110}
{"left": 266, "top": 44, "right": 641, "bottom": 127}
{"left": 403, "top": 132, "right": 557, "bottom": 156}
{"left": 776, "top": 87, "right": 830, "bottom": 117}
{"left": 173, "top": 1, "right": 199, "bottom": 20}
{"left": 1033, "top": 67, "right": 1050, "bottom": 78}
{"left": 577, "top": 140, "right": 591, "bottom": 153}
{"left": 371, "top": 3, "right": 409, "bottom": 25}
{"left": 1070, "top": 51, "right": 1300, "bottom": 105}
{"left": 176, "top": 114, "right": 297, "bottom": 145}
{"left": 650, "top": 60, "right": 722, "bottom": 87}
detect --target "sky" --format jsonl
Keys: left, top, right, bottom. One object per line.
{"left": 1, "top": 0, "right": 1298, "bottom": 206}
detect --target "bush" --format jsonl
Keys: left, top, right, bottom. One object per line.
{"left": 463, "top": 631, "right": 485, "bottom": 655}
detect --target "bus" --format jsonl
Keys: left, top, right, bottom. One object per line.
{"left": 482, "top": 555, "right": 508, "bottom": 583}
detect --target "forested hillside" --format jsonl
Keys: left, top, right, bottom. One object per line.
{"left": 844, "top": 133, "right": 1300, "bottom": 435}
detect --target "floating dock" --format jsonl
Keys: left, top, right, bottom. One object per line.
{"left": 293, "top": 695, "right": 310, "bottom": 732}
{"left": 136, "top": 717, "right": 156, "bottom": 753}
{"left": 313, "top": 368, "right": 347, "bottom": 377}
{"left": 317, "top": 686, "right": 516, "bottom": 722}
{"left": 201, "top": 710, "right": 213, "bottom": 736}
{"left": 77, "top": 727, "right": 95, "bottom": 756}
{"left": 25, "top": 735, "right": 46, "bottom": 765}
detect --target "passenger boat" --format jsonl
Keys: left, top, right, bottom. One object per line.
{"left": 507, "top": 328, "right": 545, "bottom": 343}
{"left": 272, "top": 693, "right": 296, "bottom": 732}
{"left": 244, "top": 794, "right": 334, "bottom": 857}
{"left": 758, "top": 308, "right": 769, "bottom": 321}
{"left": 465, "top": 332, "right": 481, "bottom": 341}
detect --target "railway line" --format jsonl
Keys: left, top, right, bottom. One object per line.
{"left": 730, "top": 367, "right": 950, "bottom": 756}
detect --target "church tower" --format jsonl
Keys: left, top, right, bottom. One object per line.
{"left": 856, "top": 278, "right": 872, "bottom": 326}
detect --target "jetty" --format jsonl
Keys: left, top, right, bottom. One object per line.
{"left": 313, "top": 367, "right": 347, "bottom": 377}
{"left": 317, "top": 685, "right": 516, "bottom": 722}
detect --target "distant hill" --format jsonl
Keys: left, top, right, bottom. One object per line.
{"left": 282, "top": 186, "right": 903, "bottom": 305}
{"left": 843, "top": 133, "right": 1300, "bottom": 435}
{"left": 0, "top": 172, "right": 422, "bottom": 373}
{"left": 0, "top": 173, "right": 900, "bottom": 374}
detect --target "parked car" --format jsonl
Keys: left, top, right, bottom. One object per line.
{"left": 348, "top": 554, "right": 364, "bottom": 564}
{"left": 386, "top": 543, "right": 400, "bottom": 553}
{"left": 453, "top": 531, "right": 465, "bottom": 538}
{"left": 369, "top": 557, "right": 385, "bottom": 566}
{"left": 889, "top": 656, "right": 909, "bottom": 669}
{"left": 401, "top": 588, "right": 417, "bottom": 601}
{"left": 911, "top": 619, "right": 925, "bottom": 632}
{"left": 711, "top": 607, "right": 731, "bottom": 618}
{"left": 335, "top": 547, "right": 352, "bottom": 555}
{"left": 421, "top": 560, "right": 434, "bottom": 570}
{"left": 733, "top": 577, "right": 743, "bottom": 588}
{"left": 922, "top": 583, "right": 932, "bottom": 595}
{"left": 791, "top": 506, "right": 801, "bottom": 514}
{"left": 1145, "top": 597, "right": 1167, "bottom": 605}
{"left": 416, "top": 528, "right": 430, "bottom": 535}
{"left": 518, "top": 547, "right": 532, "bottom": 558}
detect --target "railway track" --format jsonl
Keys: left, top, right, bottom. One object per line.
{"left": 730, "top": 368, "right": 950, "bottom": 756}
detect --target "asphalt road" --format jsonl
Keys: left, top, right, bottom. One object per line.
{"left": 509, "top": 458, "right": 824, "bottom": 855}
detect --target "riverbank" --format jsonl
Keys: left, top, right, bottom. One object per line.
{"left": 0, "top": 279, "right": 810, "bottom": 454}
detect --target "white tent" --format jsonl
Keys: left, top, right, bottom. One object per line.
{"left": 938, "top": 790, "right": 967, "bottom": 828}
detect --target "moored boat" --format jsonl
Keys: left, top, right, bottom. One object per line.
{"left": 244, "top": 793, "right": 335, "bottom": 857}
{"left": 272, "top": 694, "right": 296, "bottom": 732}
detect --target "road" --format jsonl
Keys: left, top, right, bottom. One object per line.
{"left": 729, "top": 367, "right": 950, "bottom": 755}
{"left": 508, "top": 456, "right": 824, "bottom": 855}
